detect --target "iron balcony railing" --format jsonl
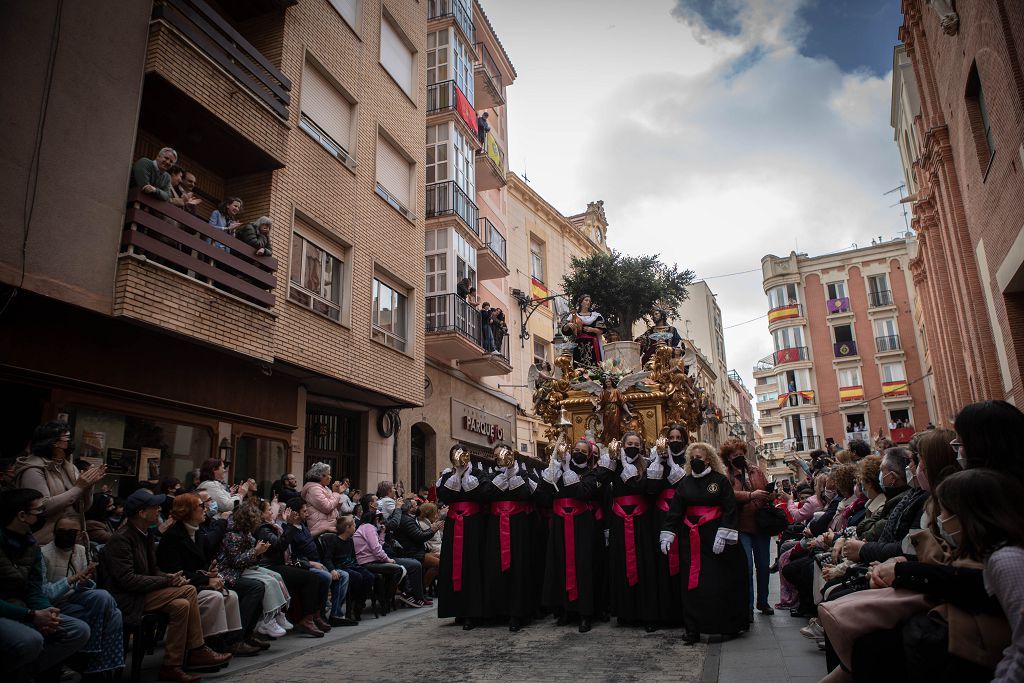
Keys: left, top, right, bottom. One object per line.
{"left": 868, "top": 289, "right": 894, "bottom": 308}
{"left": 876, "top": 334, "right": 902, "bottom": 352}
{"left": 783, "top": 435, "right": 821, "bottom": 453}
{"left": 475, "top": 41, "right": 504, "bottom": 99}
{"left": 479, "top": 217, "right": 507, "bottom": 265}
{"left": 427, "top": 0, "right": 474, "bottom": 43}
{"left": 426, "top": 180, "right": 479, "bottom": 233}
{"left": 424, "top": 293, "right": 510, "bottom": 362}
{"left": 754, "top": 346, "right": 809, "bottom": 372}
{"left": 426, "top": 79, "right": 471, "bottom": 116}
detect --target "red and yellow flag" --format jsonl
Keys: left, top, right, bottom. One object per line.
{"left": 882, "top": 381, "right": 909, "bottom": 397}
{"left": 839, "top": 385, "right": 864, "bottom": 401}
{"left": 768, "top": 304, "right": 800, "bottom": 323}
{"left": 531, "top": 278, "right": 549, "bottom": 308}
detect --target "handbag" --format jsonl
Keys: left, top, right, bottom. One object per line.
{"left": 756, "top": 505, "right": 789, "bottom": 535}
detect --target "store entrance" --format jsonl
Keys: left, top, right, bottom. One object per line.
{"left": 304, "top": 405, "right": 361, "bottom": 486}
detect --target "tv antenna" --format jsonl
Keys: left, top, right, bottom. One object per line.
{"left": 884, "top": 184, "right": 910, "bottom": 232}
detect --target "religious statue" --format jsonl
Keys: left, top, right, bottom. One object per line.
{"left": 572, "top": 363, "right": 651, "bottom": 444}
{"left": 636, "top": 308, "right": 683, "bottom": 367}
{"left": 562, "top": 294, "right": 606, "bottom": 368}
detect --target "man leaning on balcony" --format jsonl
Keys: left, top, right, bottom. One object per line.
{"left": 131, "top": 147, "right": 177, "bottom": 201}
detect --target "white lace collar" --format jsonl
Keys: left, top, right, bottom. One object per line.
{"left": 689, "top": 465, "right": 713, "bottom": 479}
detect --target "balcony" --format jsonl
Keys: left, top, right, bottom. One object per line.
{"left": 875, "top": 334, "right": 902, "bottom": 353}
{"left": 426, "top": 181, "right": 479, "bottom": 238}
{"left": 476, "top": 131, "right": 506, "bottom": 191}
{"left": 428, "top": 0, "right": 474, "bottom": 45}
{"left": 833, "top": 340, "right": 858, "bottom": 359}
{"left": 779, "top": 390, "right": 816, "bottom": 411}
{"left": 868, "top": 289, "right": 894, "bottom": 308}
{"left": 477, "top": 217, "right": 509, "bottom": 280}
{"left": 426, "top": 80, "right": 480, "bottom": 147}
{"left": 474, "top": 41, "right": 505, "bottom": 108}
{"left": 826, "top": 297, "right": 851, "bottom": 315}
{"left": 782, "top": 435, "right": 821, "bottom": 453}
{"left": 754, "top": 346, "right": 809, "bottom": 371}
{"left": 114, "top": 189, "right": 278, "bottom": 361}
{"left": 424, "top": 294, "right": 511, "bottom": 377}
{"left": 767, "top": 303, "right": 802, "bottom": 327}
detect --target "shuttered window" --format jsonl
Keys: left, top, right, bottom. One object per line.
{"left": 328, "top": 0, "right": 359, "bottom": 30}
{"left": 376, "top": 135, "right": 412, "bottom": 209}
{"left": 380, "top": 15, "right": 414, "bottom": 96}
{"left": 300, "top": 60, "right": 354, "bottom": 156}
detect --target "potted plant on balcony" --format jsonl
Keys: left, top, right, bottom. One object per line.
{"left": 561, "top": 250, "right": 694, "bottom": 370}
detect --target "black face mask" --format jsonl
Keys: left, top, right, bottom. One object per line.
{"left": 28, "top": 511, "right": 47, "bottom": 534}
{"left": 668, "top": 442, "right": 685, "bottom": 455}
{"left": 571, "top": 451, "right": 588, "bottom": 466}
{"left": 690, "top": 459, "right": 707, "bottom": 475}
{"left": 732, "top": 456, "right": 747, "bottom": 469}
{"left": 64, "top": 441, "right": 76, "bottom": 458}
{"left": 624, "top": 446, "right": 641, "bottom": 460}
{"left": 53, "top": 529, "right": 78, "bottom": 550}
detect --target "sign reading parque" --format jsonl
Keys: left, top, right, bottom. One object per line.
{"left": 450, "top": 398, "right": 512, "bottom": 447}
{"left": 463, "top": 414, "right": 504, "bottom": 443}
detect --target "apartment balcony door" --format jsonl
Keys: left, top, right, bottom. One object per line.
{"left": 304, "top": 405, "right": 361, "bottom": 486}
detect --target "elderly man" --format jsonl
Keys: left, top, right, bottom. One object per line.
{"left": 130, "top": 147, "right": 177, "bottom": 201}
{"left": 101, "top": 488, "right": 230, "bottom": 683}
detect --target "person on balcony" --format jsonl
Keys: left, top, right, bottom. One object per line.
{"left": 476, "top": 111, "right": 490, "bottom": 146}
{"left": 479, "top": 303, "right": 496, "bottom": 352}
{"left": 457, "top": 277, "right": 471, "bottom": 300}
{"left": 169, "top": 166, "right": 202, "bottom": 215}
{"left": 491, "top": 309, "right": 507, "bottom": 355}
{"left": 130, "top": 147, "right": 177, "bottom": 201}
{"left": 236, "top": 217, "right": 273, "bottom": 257}
{"left": 208, "top": 197, "right": 243, "bottom": 252}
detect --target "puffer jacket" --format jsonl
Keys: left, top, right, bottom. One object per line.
{"left": 301, "top": 482, "right": 342, "bottom": 536}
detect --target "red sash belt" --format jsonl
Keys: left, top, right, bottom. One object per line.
{"left": 684, "top": 505, "right": 722, "bottom": 590}
{"left": 448, "top": 501, "right": 483, "bottom": 592}
{"left": 552, "top": 498, "right": 600, "bottom": 601}
{"left": 611, "top": 495, "right": 649, "bottom": 587}
{"left": 657, "top": 488, "right": 681, "bottom": 576}
{"left": 491, "top": 501, "right": 535, "bottom": 572}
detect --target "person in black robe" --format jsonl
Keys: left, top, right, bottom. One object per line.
{"left": 525, "top": 458, "right": 552, "bottom": 619}
{"left": 540, "top": 439, "right": 604, "bottom": 632}
{"left": 596, "top": 431, "right": 660, "bottom": 631}
{"left": 483, "top": 446, "right": 537, "bottom": 631}
{"left": 661, "top": 441, "right": 749, "bottom": 643}
{"left": 646, "top": 424, "right": 689, "bottom": 626}
{"left": 436, "top": 444, "right": 489, "bottom": 630}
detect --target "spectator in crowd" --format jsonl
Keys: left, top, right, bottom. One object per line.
{"left": 281, "top": 499, "right": 344, "bottom": 629}
{"left": 394, "top": 498, "right": 437, "bottom": 601}
{"left": 100, "top": 488, "right": 231, "bottom": 683}
{"left": 847, "top": 439, "right": 870, "bottom": 461}
{"left": 216, "top": 500, "right": 289, "bottom": 645}
{"left": 415, "top": 502, "right": 443, "bottom": 591}
{"left": 195, "top": 459, "right": 252, "bottom": 514}
{"left": 375, "top": 480, "right": 401, "bottom": 532}
{"left": 130, "top": 147, "right": 177, "bottom": 200}
{"left": 173, "top": 170, "right": 202, "bottom": 215}
{"left": 160, "top": 477, "right": 182, "bottom": 519}
{"left": 0, "top": 488, "right": 91, "bottom": 682}
{"left": 208, "top": 197, "right": 243, "bottom": 251}
{"left": 316, "top": 515, "right": 361, "bottom": 626}
{"left": 156, "top": 494, "right": 260, "bottom": 657}
{"left": 855, "top": 447, "right": 910, "bottom": 543}
{"left": 85, "top": 493, "right": 121, "bottom": 546}
{"left": 354, "top": 508, "right": 405, "bottom": 610}
{"left": 723, "top": 438, "right": 773, "bottom": 618}
{"left": 476, "top": 111, "right": 490, "bottom": 145}
{"left": 1, "top": 457, "right": 19, "bottom": 492}
{"left": 954, "top": 399, "right": 1024, "bottom": 482}
{"left": 467, "top": 286, "right": 478, "bottom": 307}
{"left": 479, "top": 302, "right": 495, "bottom": 352}
{"left": 414, "top": 486, "right": 430, "bottom": 505}
{"left": 235, "top": 217, "right": 273, "bottom": 257}
{"left": 457, "top": 277, "right": 471, "bottom": 299}
{"left": 300, "top": 463, "right": 348, "bottom": 537}
{"left": 270, "top": 473, "right": 299, "bottom": 504}
{"left": 40, "top": 512, "right": 125, "bottom": 678}
{"left": 194, "top": 489, "right": 229, "bottom": 561}
{"left": 491, "top": 309, "right": 507, "bottom": 354}
{"left": 14, "top": 421, "right": 106, "bottom": 544}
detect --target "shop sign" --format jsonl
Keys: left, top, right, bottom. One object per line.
{"left": 451, "top": 399, "right": 512, "bottom": 447}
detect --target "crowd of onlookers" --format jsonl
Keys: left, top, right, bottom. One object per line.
{"left": 763, "top": 400, "right": 1024, "bottom": 682}
{"left": 456, "top": 277, "right": 508, "bottom": 354}
{"left": 1, "top": 421, "right": 444, "bottom": 683}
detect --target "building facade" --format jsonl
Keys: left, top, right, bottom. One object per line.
{"left": 753, "top": 242, "right": 932, "bottom": 461}
{"left": 0, "top": 0, "right": 427, "bottom": 495}
{"left": 895, "top": 1, "right": 1024, "bottom": 422}
{"left": 726, "top": 370, "right": 756, "bottom": 455}
{"left": 674, "top": 281, "right": 730, "bottom": 446}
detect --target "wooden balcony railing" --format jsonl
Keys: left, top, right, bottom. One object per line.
{"left": 121, "top": 189, "right": 278, "bottom": 308}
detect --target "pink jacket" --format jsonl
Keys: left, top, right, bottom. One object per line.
{"left": 301, "top": 482, "right": 342, "bottom": 536}
{"left": 786, "top": 495, "right": 822, "bottom": 523}
{"left": 354, "top": 522, "right": 390, "bottom": 565}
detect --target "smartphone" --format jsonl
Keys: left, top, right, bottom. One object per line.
{"left": 782, "top": 481, "right": 792, "bottom": 493}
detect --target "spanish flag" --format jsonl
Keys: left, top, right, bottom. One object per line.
{"left": 839, "top": 385, "right": 864, "bottom": 401}
{"left": 882, "top": 381, "right": 910, "bottom": 396}
{"left": 531, "top": 278, "right": 549, "bottom": 308}
{"left": 768, "top": 304, "right": 800, "bottom": 323}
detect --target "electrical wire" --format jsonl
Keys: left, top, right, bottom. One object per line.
{"left": 694, "top": 267, "right": 762, "bottom": 281}
{"left": 723, "top": 313, "right": 768, "bottom": 329}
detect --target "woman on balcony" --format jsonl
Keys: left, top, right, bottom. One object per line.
{"left": 209, "top": 196, "right": 243, "bottom": 252}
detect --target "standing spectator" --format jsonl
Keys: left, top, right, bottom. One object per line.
{"left": 195, "top": 459, "right": 251, "bottom": 514}
{"left": 40, "top": 513, "right": 125, "bottom": 677}
{"left": 468, "top": 287, "right": 478, "bottom": 307}
{"left": 491, "top": 309, "right": 507, "bottom": 354}
{"left": 130, "top": 147, "right": 177, "bottom": 200}
{"left": 476, "top": 111, "right": 490, "bottom": 145}
{"left": 479, "top": 302, "right": 495, "bottom": 352}
{"left": 0, "top": 489, "right": 91, "bottom": 682}
{"left": 301, "top": 463, "right": 347, "bottom": 537}
{"left": 456, "top": 277, "right": 471, "bottom": 299}
{"left": 208, "top": 197, "right": 243, "bottom": 251}
{"left": 723, "top": 437, "right": 774, "bottom": 618}
{"left": 235, "top": 217, "right": 273, "bottom": 257}
{"left": 174, "top": 170, "right": 202, "bottom": 215}
{"left": 14, "top": 421, "right": 106, "bottom": 544}
{"left": 100, "top": 489, "right": 231, "bottom": 683}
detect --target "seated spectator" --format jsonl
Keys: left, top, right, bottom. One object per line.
{"left": 392, "top": 498, "right": 432, "bottom": 606}
{"left": 320, "top": 515, "right": 372, "bottom": 622}
{"left": 282, "top": 499, "right": 345, "bottom": 628}
{"left": 208, "top": 197, "right": 243, "bottom": 251}
{"left": 194, "top": 489, "right": 229, "bottom": 561}
{"left": 130, "top": 147, "right": 177, "bottom": 200}
{"left": 354, "top": 509, "right": 405, "bottom": 608}
{"left": 85, "top": 493, "right": 121, "bottom": 546}
{"left": 301, "top": 463, "right": 347, "bottom": 537}
{"left": 160, "top": 477, "right": 182, "bottom": 519}
{"left": 954, "top": 399, "right": 1024, "bottom": 482}
{"left": 270, "top": 473, "right": 300, "bottom": 504}
{"left": 100, "top": 488, "right": 231, "bottom": 683}
{"left": 376, "top": 480, "right": 401, "bottom": 532}
{"left": 217, "top": 501, "right": 290, "bottom": 642}
{"left": 415, "top": 502, "right": 443, "bottom": 590}
{"left": 40, "top": 512, "right": 125, "bottom": 677}
{"left": 854, "top": 448, "right": 910, "bottom": 542}
{"left": 156, "top": 494, "right": 260, "bottom": 657}
{"left": 0, "top": 489, "right": 91, "bottom": 682}
{"left": 235, "top": 217, "right": 273, "bottom": 257}
{"left": 14, "top": 421, "right": 107, "bottom": 544}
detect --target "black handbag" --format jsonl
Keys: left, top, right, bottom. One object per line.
{"left": 755, "top": 505, "right": 790, "bottom": 535}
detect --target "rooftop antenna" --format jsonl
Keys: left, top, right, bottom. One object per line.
{"left": 884, "top": 184, "right": 910, "bottom": 232}
{"left": 522, "top": 158, "right": 530, "bottom": 183}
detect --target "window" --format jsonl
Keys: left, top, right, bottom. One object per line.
{"left": 380, "top": 14, "right": 414, "bottom": 97}
{"left": 838, "top": 367, "right": 861, "bottom": 387}
{"left": 375, "top": 133, "right": 413, "bottom": 213}
{"left": 426, "top": 29, "right": 450, "bottom": 86}
{"left": 826, "top": 281, "right": 846, "bottom": 300}
{"left": 772, "top": 326, "right": 803, "bottom": 351}
{"left": 888, "top": 408, "right": 910, "bottom": 425}
{"left": 234, "top": 436, "right": 289, "bottom": 499}
{"left": 529, "top": 237, "right": 545, "bottom": 283}
{"left": 833, "top": 324, "right": 854, "bottom": 344}
{"left": 533, "top": 339, "right": 549, "bottom": 367}
{"left": 452, "top": 124, "right": 475, "bottom": 196}
{"left": 881, "top": 362, "right": 906, "bottom": 383}
{"left": 767, "top": 284, "right": 799, "bottom": 309}
{"left": 424, "top": 228, "right": 448, "bottom": 294}
{"left": 451, "top": 30, "right": 474, "bottom": 103}
{"left": 328, "top": 0, "right": 359, "bottom": 31}
{"left": 874, "top": 318, "right": 898, "bottom": 338}
{"left": 965, "top": 63, "right": 995, "bottom": 170}
{"left": 453, "top": 230, "right": 477, "bottom": 287}
{"left": 299, "top": 60, "right": 355, "bottom": 161}
{"left": 372, "top": 276, "right": 408, "bottom": 352}
{"left": 289, "top": 228, "right": 345, "bottom": 322}
{"left": 867, "top": 274, "right": 892, "bottom": 306}
{"left": 426, "top": 125, "right": 449, "bottom": 185}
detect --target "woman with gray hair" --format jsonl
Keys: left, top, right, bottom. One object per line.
{"left": 301, "top": 462, "right": 347, "bottom": 536}
{"left": 236, "top": 216, "right": 273, "bottom": 257}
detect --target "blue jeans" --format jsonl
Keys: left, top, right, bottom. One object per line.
{"left": 739, "top": 532, "right": 772, "bottom": 610}
{"left": 58, "top": 588, "right": 124, "bottom": 673}
{"left": 309, "top": 568, "right": 346, "bottom": 618}
{"left": 0, "top": 613, "right": 91, "bottom": 680}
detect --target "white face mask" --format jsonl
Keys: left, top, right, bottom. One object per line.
{"left": 936, "top": 514, "right": 960, "bottom": 549}
{"left": 905, "top": 466, "right": 913, "bottom": 485}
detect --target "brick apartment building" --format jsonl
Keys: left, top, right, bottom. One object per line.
{"left": 895, "top": 1, "right": 1024, "bottom": 422}
{"left": 0, "top": 0, "right": 427, "bottom": 495}
{"left": 753, "top": 241, "right": 932, "bottom": 467}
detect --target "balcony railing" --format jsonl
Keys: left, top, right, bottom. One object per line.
{"left": 868, "top": 289, "right": 894, "bottom": 308}
{"left": 153, "top": 0, "right": 291, "bottom": 119}
{"left": 783, "top": 435, "right": 821, "bottom": 453}
{"left": 475, "top": 41, "right": 504, "bottom": 102}
{"left": 834, "top": 340, "right": 859, "bottom": 358}
{"left": 121, "top": 189, "right": 278, "bottom": 307}
{"left": 424, "top": 293, "right": 510, "bottom": 362}
{"left": 480, "top": 217, "right": 507, "bottom": 265}
{"left": 876, "top": 334, "right": 902, "bottom": 352}
{"left": 754, "top": 346, "right": 809, "bottom": 371}
{"left": 426, "top": 181, "right": 479, "bottom": 233}
{"left": 428, "top": 0, "right": 474, "bottom": 43}
{"left": 426, "top": 80, "right": 477, "bottom": 135}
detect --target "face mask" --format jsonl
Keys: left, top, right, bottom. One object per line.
{"left": 206, "top": 501, "right": 219, "bottom": 518}
{"left": 878, "top": 470, "right": 887, "bottom": 489}
{"left": 936, "top": 515, "right": 960, "bottom": 549}
{"left": 27, "top": 511, "right": 46, "bottom": 534}
{"left": 732, "top": 456, "right": 747, "bottom": 469}
{"left": 956, "top": 454, "right": 967, "bottom": 470}
{"left": 668, "top": 442, "right": 685, "bottom": 455}
{"left": 624, "top": 446, "right": 640, "bottom": 461}
{"left": 690, "top": 459, "right": 707, "bottom": 475}
{"left": 823, "top": 488, "right": 837, "bottom": 501}
{"left": 905, "top": 466, "right": 913, "bottom": 485}
{"left": 571, "top": 451, "right": 588, "bottom": 466}
{"left": 53, "top": 529, "right": 79, "bottom": 550}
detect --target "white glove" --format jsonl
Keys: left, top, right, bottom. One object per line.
{"left": 561, "top": 467, "right": 581, "bottom": 486}
{"left": 713, "top": 527, "right": 737, "bottom": 554}
{"left": 604, "top": 529, "right": 610, "bottom": 547}
{"left": 527, "top": 477, "right": 538, "bottom": 493}
{"left": 443, "top": 471, "right": 463, "bottom": 491}
{"left": 542, "top": 458, "right": 562, "bottom": 486}
{"left": 620, "top": 460, "right": 639, "bottom": 482}
{"left": 667, "top": 460, "right": 685, "bottom": 484}
{"left": 647, "top": 451, "right": 665, "bottom": 480}
{"left": 491, "top": 468, "right": 510, "bottom": 491}
{"left": 597, "top": 446, "right": 614, "bottom": 471}
{"left": 713, "top": 534, "right": 726, "bottom": 554}
{"left": 507, "top": 473, "right": 526, "bottom": 490}
{"left": 461, "top": 469, "right": 480, "bottom": 491}
{"left": 660, "top": 531, "right": 676, "bottom": 555}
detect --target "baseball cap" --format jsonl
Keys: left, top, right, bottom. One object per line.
{"left": 124, "top": 488, "right": 167, "bottom": 516}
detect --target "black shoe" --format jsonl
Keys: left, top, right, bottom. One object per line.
{"left": 616, "top": 617, "right": 628, "bottom": 627}
{"left": 329, "top": 616, "right": 359, "bottom": 627}
{"left": 790, "top": 607, "right": 816, "bottom": 618}
{"left": 644, "top": 623, "right": 658, "bottom": 633}
{"left": 578, "top": 617, "right": 592, "bottom": 633}
{"left": 509, "top": 617, "right": 521, "bottom": 633}
{"left": 462, "top": 618, "right": 476, "bottom": 631}
{"left": 757, "top": 604, "right": 775, "bottom": 615}
{"left": 683, "top": 631, "right": 700, "bottom": 645}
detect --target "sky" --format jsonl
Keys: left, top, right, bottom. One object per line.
{"left": 483, "top": 0, "right": 907, "bottom": 405}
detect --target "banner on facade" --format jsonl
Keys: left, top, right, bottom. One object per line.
{"left": 882, "top": 381, "right": 910, "bottom": 396}
{"left": 455, "top": 87, "right": 478, "bottom": 134}
{"left": 531, "top": 278, "right": 549, "bottom": 307}
{"left": 827, "top": 297, "right": 850, "bottom": 314}
{"left": 451, "top": 398, "right": 512, "bottom": 448}
{"left": 768, "top": 304, "right": 800, "bottom": 323}
{"left": 775, "top": 347, "right": 802, "bottom": 364}
{"left": 839, "top": 385, "right": 865, "bottom": 401}
{"left": 777, "top": 390, "right": 815, "bottom": 408}
{"left": 485, "top": 131, "right": 503, "bottom": 170}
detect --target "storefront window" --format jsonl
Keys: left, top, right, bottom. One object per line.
{"left": 234, "top": 436, "right": 289, "bottom": 499}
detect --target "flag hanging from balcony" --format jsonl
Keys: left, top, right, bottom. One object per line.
{"left": 775, "top": 347, "right": 800, "bottom": 364}
{"left": 485, "top": 132, "right": 503, "bottom": 170}
{"left": 839, "top": 385, "right": 865, "bottom": 401}
{"left": 882, "top": 381, "right": 910, "bottom": 396}
{"left": 455, "top": 87, "right": 478, "bottom": 134}
{"left": 531, "top": 278, "right": 549, "bottom": 307}
{"left": 827, "top": 297, "right": 850, "bottom": 314}
{"left": 768, "top": 304, "right": 800, "bottom": 323}
{"left": 777, "top": 390, "right": 815, "bottom": 408}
